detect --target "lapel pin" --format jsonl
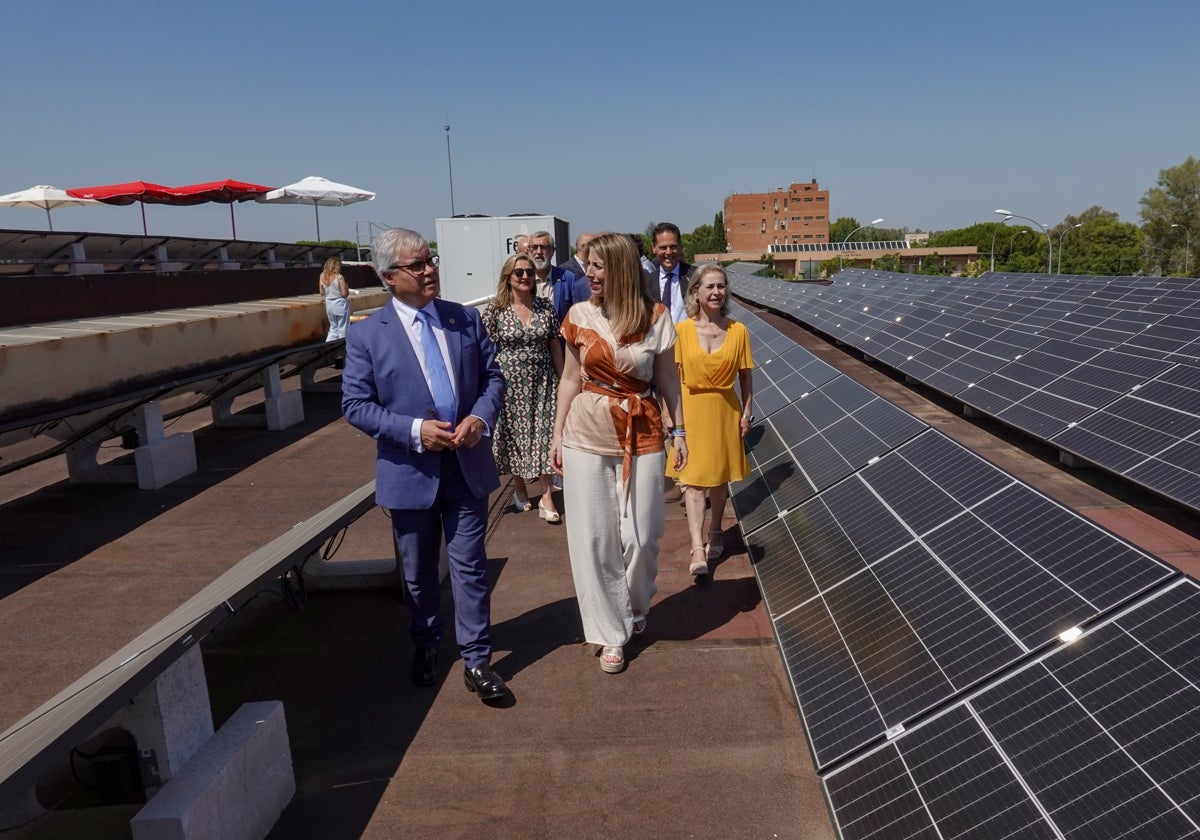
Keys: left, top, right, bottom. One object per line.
{"left": 448, "top": 318, "right": 456, "bottom": 325}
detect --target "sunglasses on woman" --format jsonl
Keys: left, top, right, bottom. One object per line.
{"left": 512, "top": 268, "right": 536, "bottom": 278}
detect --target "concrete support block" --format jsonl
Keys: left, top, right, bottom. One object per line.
{"left": 109, "top": 646, "right": 213, "bottom": 795}
{"left": 1060, "top": 450, "right": 1087, "bottom": 468}
{"left": 130, "top": 701, "right": 294, "bottom": 840}
{"left": 264, "top": 392, "right": 303, "bottom": 430}
{"left": 302, "top": 553, "right": 401, "bottom": 590}
{"left": 261, "top": 365, "right": 303, "bottom": 430}
{"left": 963, "top": 404, "right": 983, "bottom": 419}
{"left": 134, "top": 434, "right": 197, "bottom": 490}
{"left": 154, "top": 246, "right": 182, "bottom": 274}
{"left": 68, "top": 242, "right": 104, "bottom": 275}
{"left": 216, "top": 247, "right": 240, "bottom": 271}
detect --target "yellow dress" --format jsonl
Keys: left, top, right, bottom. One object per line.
{"left": 667, "top": 318, "right": 754, "bottom": 487}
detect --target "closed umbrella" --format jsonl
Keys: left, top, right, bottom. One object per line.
{"left": 0, "top": 185, "right": 102, "bottom": 231}
{"left": 259, "top": 175, "right": 375, "bottom": 242}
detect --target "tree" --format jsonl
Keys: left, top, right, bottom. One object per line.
{"left": 914, "top": 253, "right": 953, "bottom": 276}
{"left": 1062, "top": 215, "right": 1143, "bottom": 276}
{"left": 829, "top": 217, "right": 861, "bottom": 246}
{"left": 1139, "top": 156, "right": 1200, "bottom": 275}
{"left": 683, "top": 224, "right": 720, "bottom": 262}
{"left": 872, "top": 253, "right": 902, "bottom": 272}
{"left": 713, "top": 212, "right": 727, "bottom": 253}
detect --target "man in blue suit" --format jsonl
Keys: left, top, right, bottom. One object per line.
{"left": 342, "top": 228, "right": 510, "bottom": 702}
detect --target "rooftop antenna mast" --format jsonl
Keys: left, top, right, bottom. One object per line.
{"left": 444, "top": 119, "right": 456, "bottom": 217}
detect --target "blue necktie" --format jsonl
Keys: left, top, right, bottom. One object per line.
{"left": 415, "top": 308, "right": 456, "bottom": 423}
{"left": 662, "top": 272, "right": 675, "bottom": 309}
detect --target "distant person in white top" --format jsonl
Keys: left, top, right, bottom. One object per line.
{"left": 319, "top": 256, "right": 350, "bottom": 341}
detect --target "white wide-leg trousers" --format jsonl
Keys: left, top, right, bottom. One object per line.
{"left": 562, "top": 445, "right": 666, "bottom": 647}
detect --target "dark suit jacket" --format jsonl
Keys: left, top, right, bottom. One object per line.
{"left": 648, "top": 260, "right": 696, "bottom": 304}
{"left": 341, "top": 298, "right": 504, "bottom": 510}
{"left": 556, "top": 255, "right": 585, "bottom": 277}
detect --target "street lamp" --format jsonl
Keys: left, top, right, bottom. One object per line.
{"left": 840, "top": 217, "right": 884, "bottom": 271}
{"left": 1007, "top": 230, "right": 1029, "bottom": 262}
{"left": 995, "top": 209, "right": 1051, "bottom": 273}
{"left": 1057, "top": 223, "right": 1083, "bottom": 274}
{"left": 1172, "top": 224, "right": 1191, "bottom": 276}
{"left": 990, "top": 214, "right": 1012, "bottom": 272}
{"left": 444, "top": 121, "right": 456, "bottom": 217}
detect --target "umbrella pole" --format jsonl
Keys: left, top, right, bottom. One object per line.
{"left": 45, "top": 207, "right": 54, "bottom": 232}
{"left": 230, "top": 204, "right": 237, "bottom": 240}
{"left": 314, "top": 204, "right": 321, "bottom": 243}
{"left": 140, "top": 202, "right": 147, "bottom": 236}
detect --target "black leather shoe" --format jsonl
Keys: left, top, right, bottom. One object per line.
{"left": 411, "top": 648, "right": 439, "bottom": 687}
{"left": 463, "top": 664, "right": 510, "bottom": 701}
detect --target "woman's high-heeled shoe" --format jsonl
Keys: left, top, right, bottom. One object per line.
{"left": 538, "top": 501, "right": 561, "bottom": 523}
{"left": 706, "top": 528, "right": 725, "bottom": 561}
{"left": 512, "top": 491, "right": 532, "bottom": 513}
{"left": 689, "top": 547, "right": 710, "bottom": 576}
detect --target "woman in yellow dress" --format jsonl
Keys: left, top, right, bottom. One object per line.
{"left": 669, "top": 263, "right": 754, "bottom": 577}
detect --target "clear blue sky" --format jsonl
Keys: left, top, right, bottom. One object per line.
{"left": 3, "top": 0, "right": 1198, "bottom": 244}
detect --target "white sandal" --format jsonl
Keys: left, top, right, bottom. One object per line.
{"left": 600, "top": 646, "right": 625, "bottom": 674}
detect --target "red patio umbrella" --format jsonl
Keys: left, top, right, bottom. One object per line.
{"left": 169, "top": 180, "right": 274, "bottom": 239}
{"left": 66, "top": 181, "right": 176, "bottom": 235}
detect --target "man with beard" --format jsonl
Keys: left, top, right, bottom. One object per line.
{"left": 528, "top": 230, "right": 588, "bottom": 324}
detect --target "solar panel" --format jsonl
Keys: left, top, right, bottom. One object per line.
{"left": 962, "top": 345, "right": 1175, "bottom": 438}
{"left": 1052, "top": 363, "right": 1200, "bottom": 509}
{"left": 823, "top": 577, "right": 1200, "bottom": 839}
{"left": 716, "top": 303, "right": 1198, "bottom": 838}
{"left": 731, "top": 375, "right": 927, "bottom": 533}
{"left": 732, "top": 269, "right": 1200, "bottom": 513}
{"left": 747, "top": 429, "right": 1176, "bottom": 769}
{"left": 749, "top": 344, "right": 841, "bottom": 422}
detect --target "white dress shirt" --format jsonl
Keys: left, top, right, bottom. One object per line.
{"left": 659, "top": 268, "right": 688, "bottom": 324}
{"left": 392, "top": 297, "right": 456, "bottom": 450}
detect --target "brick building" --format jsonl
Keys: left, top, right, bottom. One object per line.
{"left": 723, "top": 180, "right": 830, "bottom": 253}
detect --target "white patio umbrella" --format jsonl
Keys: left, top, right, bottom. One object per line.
{"left": 0, "top": 185, "right": 102, "bottom": 231}
{"left": 258, "top": 175, "right": 375, "bottom": 242}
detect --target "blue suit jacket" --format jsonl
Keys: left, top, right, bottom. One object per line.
{"left": 549, "top": 265, "right": 590, "bottom": 324}
{"left": 341, "top": 298, "right": 504, "bottom": 510}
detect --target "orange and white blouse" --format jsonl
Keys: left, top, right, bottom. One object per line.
{"left": 560, "top": 300, "right": 677, "bottom": 465}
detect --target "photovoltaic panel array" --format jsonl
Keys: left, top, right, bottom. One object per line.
{"left": 729, "top": 265, "right": 1200, "bottom": 513}
{"left": 746, "top": 429, "right": 1175, "bottom": 769}
{"left": 823, "top": 577, "right": 1200, "bottom": 839}
{"left": 731, "top": 373, "right": 927, "bottom": 534}
{"left": 726, "top": 300, "right": 1198, "bottom": 839}
{"left": 1051, "top": 362, "right": 1200, "bottom": 509}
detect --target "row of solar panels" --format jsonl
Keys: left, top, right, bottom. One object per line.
{"left": 769, "top": 240, "right": 912, "bottom": 254}
{"left": 0, "top": 228, "right": 351, "bottom": 275}
{"left": 726, "top": 300, "right": 1200, "bottom": 839}
{"left": 729, "top": 265, "right": 1200, "bottom": 514}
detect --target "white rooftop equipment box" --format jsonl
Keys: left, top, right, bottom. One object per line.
{"left": 435, "top": 215, "right": 570, "bottom": 305}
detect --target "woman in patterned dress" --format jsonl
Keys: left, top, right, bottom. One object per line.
{"left": 483, "top": 253, "right": 564, "bottom": 521}
{"left": 550, "top": 233, "right": 687, "bottom": 674}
